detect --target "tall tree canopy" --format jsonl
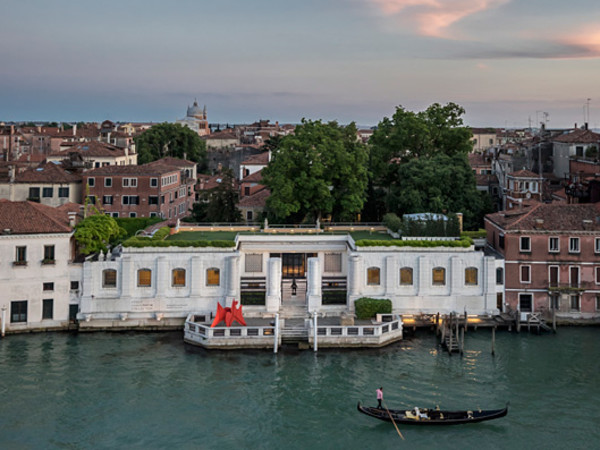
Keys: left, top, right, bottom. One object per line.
{"left": 369, "top": 102, "right": 472, "bottom": 184}
{"left": 262, "top": 120, "right": 369, "bottom": 223}
{"left": 135, "top": 123, "right": 207, "bottom": 167}
{"left": 385, "top": 153, "right": 491, "bottom": 230}
{"left": 74, "top": 213, "right": 126, "bottom": 255}
{"left": 191, "top": 168, "right": 243, "bottom": 223}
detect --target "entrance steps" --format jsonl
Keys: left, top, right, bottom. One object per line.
{"left": 280, "top": 318, "right": 309, "bottom": 343}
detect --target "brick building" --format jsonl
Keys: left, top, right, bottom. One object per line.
{"left": 83, "top": 158, "right": 196, "bottom": 219}
{"left": 485, "top": 203, "right": 600, "bottom": 321}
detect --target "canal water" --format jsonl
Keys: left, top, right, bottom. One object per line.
{"left": 0, "top": 328, "right": 598, "bottom": 449}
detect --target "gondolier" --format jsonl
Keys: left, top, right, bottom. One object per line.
{"left": 376, "top": 387, "right": 383, "bottom": 409}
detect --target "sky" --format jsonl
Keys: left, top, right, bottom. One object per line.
{"left": 1, "top": 0, "right": 600, "bottom": 128}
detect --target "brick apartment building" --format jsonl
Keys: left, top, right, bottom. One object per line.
{"left": 83, "top": 158, "right": 196, "bottom": 219}
{"left": 485, "top": 203, "right": 600, "bottom": 321}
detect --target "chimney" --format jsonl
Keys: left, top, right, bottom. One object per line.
{"left": 585, "top": 123, "right": 589, "bottom": 130}
{"left": 68, "top": 212, "right": 77, "bottom": 228}
{"left": 8, "top": 165, "right": 15, "bottom": 183}
{"left": 583, "top": 219, "right": 593, "bottom": 230}
{"left": 534, "top": 218, "right": 544, "bottom": 229}
{"left": 73, "top": 124, "right": 77, "bottom": 136}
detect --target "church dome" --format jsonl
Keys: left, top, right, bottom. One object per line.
{"left": 187, "top": 100, "right": 205, "bottom": 119}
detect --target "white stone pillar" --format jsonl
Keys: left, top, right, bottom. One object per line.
{"left": 121, "top": 256, "right": 134, "bottom": 298}
{"left": 155, "top": 256, "right": 168, "bottom": 299}
{"left": 418, "top": 256, "right": 429, "bottom": 295}
{"left": 307, "top": 257, "right": 322, "bottom": 312}
{"left": 226, "top": 255, "right": 240, "bottom": 304}
{"left": 348, "top": 254, "right": 362, "bottom": 298}
{"left": 483, "top": 256, "right": 496, "bottom": 313}
{"left": 384, "top": 255, "right": 398, "bottom": 298}
{"left": 190, "top": 256, "right": 202, "bottom": 298}
{"left": 266, "top": 257, "right": 281, "bottom": 313}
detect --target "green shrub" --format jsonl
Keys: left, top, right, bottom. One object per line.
{"left": 355, "top": 237, "right": 473, "bottom": 248}
{"left": 115, "top": 217, "right": 163, "bottom": 238}
{"left": 354, "top": 297, "right": 392, "bottom": 319}
{"left": 461, "top": 229, "right": 486, "bottom": 239}
{"left": 240, "top": 291, "right": 266, "bottom": 306}
{"left": 121, "top": 238, "right": 236, "bottom": 248}
{"left": 383, "top": 213, "right": 402, "bottom": 233}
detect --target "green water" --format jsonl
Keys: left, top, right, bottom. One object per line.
{"left": 0, "top": 328, "right": 598, "bottom": 449}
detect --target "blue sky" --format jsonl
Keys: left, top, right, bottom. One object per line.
{"left": 1, "top": 0, "right": 599, "bottom": 127}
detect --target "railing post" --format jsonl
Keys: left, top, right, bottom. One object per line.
{"left": 313, "top": 311, "right": 318, "bottom": 352}
{"left": 274, "top": 313, "right": 279, "bottom": 354}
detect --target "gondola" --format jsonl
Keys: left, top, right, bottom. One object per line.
{"left": 357, "top": 402, "right": 508, "bottom": 425}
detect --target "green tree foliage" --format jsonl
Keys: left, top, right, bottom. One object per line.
{"left": 386, "top": 153, "right": 492, "bottom": 230}
{"left": 192, "top": 168, "right": 243, "bottom": 223}
{"left": 369, "top": 102, "right": 472, "bottom": 184}
{"left": 262, "top": 120, "right": 369, "bottom": 222}
{"left": 135, "top": 123, "right": 207, "bottom": 167}
{"left": 74, "top": 213, "right": 126, "bottom": 255}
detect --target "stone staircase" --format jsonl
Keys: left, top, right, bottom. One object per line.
{"left": 280, "top": 318, "right": 309, "bottom": 343}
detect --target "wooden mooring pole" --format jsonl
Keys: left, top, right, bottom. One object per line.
{"left": 491, "top": 327, "right": 496, "bottom": 356}
{"left": 460, "top": 327, "right": 465, "bottom": 355}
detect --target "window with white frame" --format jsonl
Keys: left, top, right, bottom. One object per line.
{"left": 520, "top": 265, "right": 531, "bottom": 283}
{"left": 550, "top": 294, "right": 560, "bottom": 310}
{"left": 150, "top": 178, "right": 158, "bottom": 187}
{"left": 596, "top": 295, "right": 600, "bottom": 311}
{"left": 519, "top": 293, "right": 533, "bottom": 312}
{"left": 570, "top": 294, "right": 580, "bottom": 311}
{"left": 520, "top": 236, "right": 531, "bottom": 252}
{"left": 104, "top": 177, "right": 112, "bottom": 187}
{"left": 122, "top": 177, "right": 138, "bottom": 187}
{"left": 549, "top": 266, "right": 559, "bottom": 288}
{"left": 245, "top": 254, "right": 263, "bottom": 273}
{"left": 549, "top": 237, "right": 559, "bottom": 253}
{"left": 324, "top": 254, "right": 342, "bottom": 273}
{"left": 596, "top": 266, "right": 600, "bottom": 285}
{"left": 570, "top": 266, "right": 580, "bottom": 287}
{"left": 569, "top": 237, "right": 580, "bottom": 253}
{"left": 595, "top": 238, "right": 600, "bottom": 254}
{"left": 87, "top": 177, "right": 95, "bottom": 187}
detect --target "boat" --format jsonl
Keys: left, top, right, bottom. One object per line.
{"left": 357, "top": 402, "right": 508, "bottom": 425}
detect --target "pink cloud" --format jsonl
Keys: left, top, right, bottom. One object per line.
{"left": 368, "top": 0, "right": 509, "bottom": 38}
{"left": 558, "top": 27, "right": 600, "bottom": 58}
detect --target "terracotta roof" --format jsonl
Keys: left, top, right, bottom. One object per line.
{"left": 468, "top": 153, "right": 490, "bottom": 166}
{"left": 196, "top": 174, "right": 237, "bottom": 191}
{"left": 238, "top": 187, "right": 270, "bottom": 207}
{"left": 470, "top": 127, "right": 497, "bottom": 134}
{"left": 50, "top": 141, "right": 125, "bottom": 157}
{"left": 241, "top": 152, "right": 269, "bottom": 166}
{"left": 508, "top": 170, "right": 540, "bottom": 178}
{"left": 147, "top": 157, "right": 196, "bottom": 168}
{"left": 485, "top": 203, "right": 600, "bottom": 231}
{"left": 85, "top": 163, "right": 178, "bottom": 177}
{"left": 16, "top": 153, "right": 47, "bottom": 163}
{"left": 15, "top": 162, "right": 81, "bottom": 183}
{"left": 475, "top": 173, "right": 498, "bottom": 185}
{"left": 553, "top": 128, "right": 600, "bottom": 144}
{"left": 0, "top": 200, "right": 72, "bottom": 234}
{"left": 242, "top": 169, "right": 263, "bottom": 183}
{"left": 204, "top": 130, "right": 237, "bottom": 140}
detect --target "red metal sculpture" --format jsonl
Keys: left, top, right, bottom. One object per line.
{"left": 210, "top": 300, "right": 247, "bottom": 328}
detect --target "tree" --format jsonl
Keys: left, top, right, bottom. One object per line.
{"left": 385, "top": 153, "right": 492, "bottom": 230}
{"left": 74, "top": 213, "right": 126, "bottom": 255}
{"left": 369, "top": 102, "right": 472, "bottom": 185}
{"left": 135, "top": 123, "right": 207, "bottom": 168}
{"left": 262, "top": 120, "right": 369, "bottom": 223}
{"left": 192, "top": 168, "right": 243, "bottom": 223}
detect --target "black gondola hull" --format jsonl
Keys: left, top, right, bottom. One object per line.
{"left": 357, "top": 402, "right": 508, "bottom": 425}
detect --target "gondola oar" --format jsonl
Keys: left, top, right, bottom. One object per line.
{"left": 383, "top": 401, "right": 405, "bottom": 440}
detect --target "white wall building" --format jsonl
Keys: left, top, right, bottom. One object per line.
{"left": 0, "top": 200, "right": 81, "bottom": 333}
{"left": 79, "top": 234, "right": 498, "bottom": 329}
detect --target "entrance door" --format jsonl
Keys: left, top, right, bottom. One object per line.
{"left": 69, "top": 304, "right": 79, "bottom": 323}
{"left": 282, "top": 253, "right": 306, "bottom": 279}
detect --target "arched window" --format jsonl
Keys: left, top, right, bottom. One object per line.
{"left": 367, "top": 267, "right": 380, "bottom": 285}
{"left": 432, "top": 267, "right": 446, "bottom": 286}
{"left": 207, "top": 268, "right": 220, "bottom": 286}
{"left": 138, "top": 269, "right": 152, "bottom": 287}
{"left": 102, "top": 269, "right": 117, "bottom": 288}
{"left": 400, "top": 267, "right": 413, "bottom": 286}
{"left": 172, "top": 268, "right": 186, "bottom": 287}
{"left": 465, "top": 267, "right": 478, "bottom": 286}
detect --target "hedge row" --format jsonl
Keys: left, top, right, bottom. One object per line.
{"left": 461, "top": 229, "right": 487, "bottom": 239}
{"left": 354, "top": 297, "right": 392, "bottom": 319}
{"left": 122, "top": 238, "right": 235, "bottom": 248}
{"left": 355, "top": 237, "right": 473, "bottom": 248}
{"left": 115, "top": 217, "right": 163, "bottom": 238}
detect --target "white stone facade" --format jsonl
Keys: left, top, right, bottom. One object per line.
{"left": 0, "top": 232, "right": 81, "bottom": 332}
{"left": 78, "top": 235, "right": 499, "bottom": 329}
